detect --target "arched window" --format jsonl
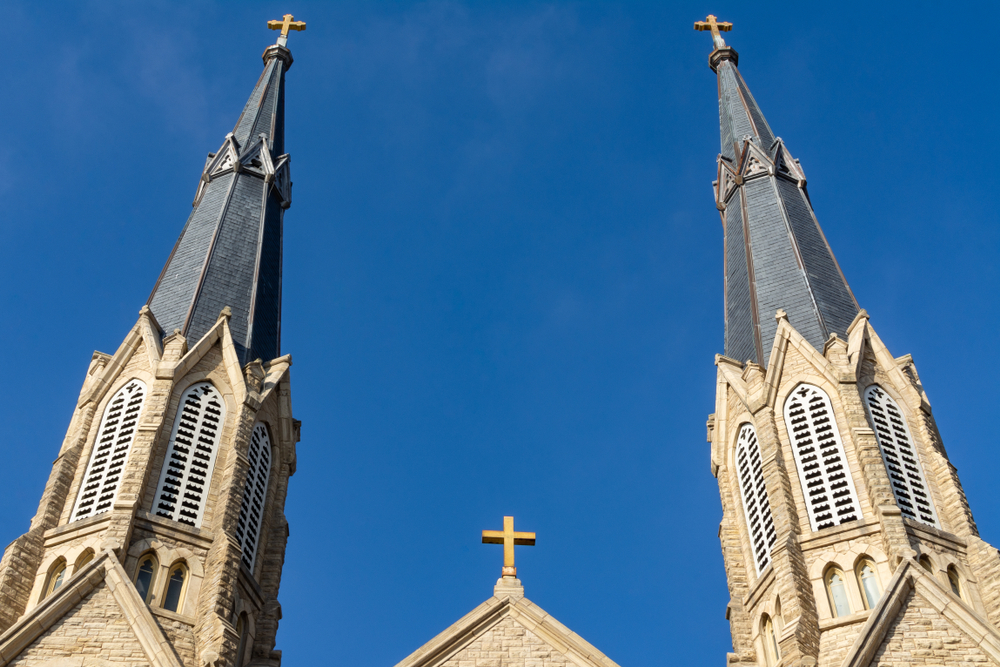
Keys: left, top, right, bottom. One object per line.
{"left": 162, "top": 562, "right": 187, "bottom": 613}
{"left": 74, "top": 550, "right": 95, "bottom": 572}
{"left": 133, "top": 553, "right": 158, "bottom": 604}
{"left": 919, "top": 555, "right": 934, "bottom": 573}
{"left": 784, "top": 384, "right": 862, "bottom": 531}
{"left": 761, "top": 614, "right": 780, "bottom": 666}
{"left": 825, "top": 567, "right": 852, "bottom": 618}
{"left": 856, "top": 558, "right": 881, "bottom": 609}
{"left": 153, "top": 382, "right": 226, "bottom": 527}
{"left": 236, "top": 613, "right": 250, "bottom": 667}
{"left": 734, "top": 423, "right": 776, "bottom": 574}
{"left": 947, "top": 566, "right": 963, "bottom": 600}
{"left": 863, "top": 386, "right": 938, "bottom": 527}
{"left": 71, "top": 380, "right": 147, "bottom": 521}
{"left": 235, "top": 422, "right": 273, "bottom": 570}
{"left": 43, "top": 560, "right": 67, "bottom": 600}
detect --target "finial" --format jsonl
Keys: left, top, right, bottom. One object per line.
{"left": 482, "top": 516, "right": 535, "bottom": 578}
{"left": 267, "top": 14, "right": 306, "bottom": 47}
{"left": 694, "top": 14, "right": 732, "bottom": 50}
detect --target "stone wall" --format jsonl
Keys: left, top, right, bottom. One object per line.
{"left": 441, "top": 617, "right": 568, "bottom": 667}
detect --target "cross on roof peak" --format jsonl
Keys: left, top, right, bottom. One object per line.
{"left": 267, "top": 14, "right": 306, "bottom": 47}
{"left": 482, "top": 516, "right": 535, "bottom": 578}
{"left": 694, "top": 14, "right": 732, "bottom": 50}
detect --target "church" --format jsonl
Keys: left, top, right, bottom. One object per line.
{"left": 0, "top": 10, "right": 998, "bottom": 667}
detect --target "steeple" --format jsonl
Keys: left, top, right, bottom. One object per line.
{"left": 702, "top": 27, "right": 859, "bottom": 366}
{"left": 147, "top": 35, "right": 295, "bottom": 364}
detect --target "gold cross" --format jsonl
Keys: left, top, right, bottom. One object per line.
{"left": 694, "top": 14, "right": 732, "bottom": 49}
{"left": 267, "top": 14, "right": 306, "bottom": 45}
{"left": 482, "top": 516, "right": 535, "bottom": 577}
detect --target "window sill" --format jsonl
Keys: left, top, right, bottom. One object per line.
{"left": 149, "top": 605, "right": 195, "bottom": 626}
{"left": 819, "top": 609, "right": 870, "bottom": 631}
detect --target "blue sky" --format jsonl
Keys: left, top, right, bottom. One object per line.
{"left": 2, "top": 1, "right": 998, "bottom": 665}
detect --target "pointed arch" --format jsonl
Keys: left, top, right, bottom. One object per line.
{"left": 72, "top": 379, "right": 147, "bottom": 521}
{"left": 734, "top": 423, "right": 776, "bottom": 574}
{"left": 153, "top": 382, "right": 226, "bottom": 527}
{"left": 863, "top": 385, "right": 939, "bottom": 528}
{"left": 783, "top": 384, "right": 862, "bottom": 531}
{"left": 235, "top": 422, "right": 273, "bottom": 570}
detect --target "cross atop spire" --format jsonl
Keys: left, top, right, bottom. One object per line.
{"left": 268, "top": 14, "right": 306, "bottom": 47}
{"left": 694, "top": 14, "right": 732, "bottom": 50}
{"left": 482, "top": 516, "right": 536, "bottom": 578}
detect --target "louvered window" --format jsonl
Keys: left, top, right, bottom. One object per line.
{"left": 863, "top": 385, "right": 938, "bottom": 527}
{"left": 153, "top": 382, "right": 225, "bottom": 527}
{"left": 734, "top": 423, "right": 776, "bottom": 574}
{"left": 235, "top": 422, "right": 272, "bottom": 570}
{"left": 71, "top": 380, "right": 147, "bottom": 522}
{"left": 784, "top": 384, "right": 862, "bottom": 531}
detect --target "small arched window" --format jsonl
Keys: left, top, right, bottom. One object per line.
{"left": 825, "top": 567, "right": 852, "bottom": 618}
{"left": 856, "top": 558, "right": 881, "bottom": 609}
{"left": 761, "top": 614, "right": 780, "bottom": 666}
{"left": 162, "top": 562, "right": 187, "bottom": 613}
{"left": 72, "top": 380, "right": 147, "bottom": 521}
{"left": 153, "top": 382, "right": 226, "bottom": 527}
{"left": 734, "top": 423, "right": 776, "bottom": 574}
{"left": 947, "top": 566, "right": 963, "bottom": 600}
{"left": 74, "top": 550, "right": 95, "bottom": 572}
{"left": 235, "top": 422, "right": 273, "bottom": 570}
{"left": 236, "top": 613, "right": 250, "bottom": 667}
{"left": 919, "top": 555, "right": 934, "bottom": 573}
{"left": 43, "top": 560, "right": 67, "bottom": 600}
{"left": 134, "top": 553, "right": 158, "bottom": 604}
{"left": 784, "top": 384, "right": 862, "bottom": 531}
{"left": 863, "top": 386, "right": 938, "bottom": 527}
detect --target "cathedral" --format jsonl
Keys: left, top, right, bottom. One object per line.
{"left": 0, "top": 12, "right": 998, "bottom": 667}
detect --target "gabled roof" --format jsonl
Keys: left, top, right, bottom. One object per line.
{"left": 393, "top": 579, "right": 621, "bottom": 667}
{"left": 0, "top": 551, "right": 183, "bottom": 667}
{"left": 839, "top": 559, "right": 1000, "bottom": 667}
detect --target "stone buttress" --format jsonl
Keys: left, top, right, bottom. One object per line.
{"left": 701, "top": 33, "right": 1000, "bottom": 667}
{"left": 0, "top": 33, "right": 302, "bottom": 667}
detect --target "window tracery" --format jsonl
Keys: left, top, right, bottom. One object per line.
{"left": 235, "top": 422, "right": 272, "bottom": 571}
{"left": 784, "top": 384, "right": 862, "bottom": 531}
{"left": 72, "top": 380, "right": 147, "bottom": 521}
{"left": 153, "top": 382, "right": 226, "bottom": 527}
{"left": 734, "top": 423, "right": 776, "bottom": 574}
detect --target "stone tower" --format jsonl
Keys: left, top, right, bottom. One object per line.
{"left": 699, "top": 20, "right": 1000, "bottom": 667}
{"left": 0, "top": 25, "right": 302, "bottom": 667}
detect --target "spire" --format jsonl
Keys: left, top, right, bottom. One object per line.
{"left": 147, "top": 21, "right": 303, "bottom": 364}
{"left": 695, "top": 17, "right": 859, "bottom": 366}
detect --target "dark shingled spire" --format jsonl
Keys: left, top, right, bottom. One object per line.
{"left": 708, "top": 45, "right": 859, "bottom": 366}
{"left": 147, "top": 43, "right": 294, "bottom": 364}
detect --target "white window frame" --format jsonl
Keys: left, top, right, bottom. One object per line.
{"left": 863, "top": 385, "right": 939, "bottom": 528}
{"left": 734, "top": 423, "right": 776, "bottom": 574}
{"left": 235, "top": 422, "right": 272, "bottom": 570}
{"left": 784, "top": 384, "right": 862, "bottom": 531}
{"left": 72, "top": 379, "right": 147, "bottom": 521}
{"left": 153, "top": 382, "right": 226, "bottom": 527}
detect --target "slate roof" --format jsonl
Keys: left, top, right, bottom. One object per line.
{"left": 711, "top": 48, "right": 859, "bottom": 366}
{"left": 147, "top": 44, "right": 293, "bottom": 364}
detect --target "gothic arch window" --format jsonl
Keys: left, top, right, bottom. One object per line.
{"left": 74, "top": 549, "right": 95, "bottom": 572}
{"left": 235, "top": 422, "right": 272, "bottom": 571}
{"left": 761, "top": 614, "right": 780, "bottom": 666}
{"left": 162, "top": 562, "right": 188, "bottom": 613}
{"left": 43, "top": 559, "right": 67, "bottom": 600}
{"left": 236, "top": 613, "right": 250, "bottom": 667}
{"left": 784, "top": 384, "right": 862, "bottom": 531}
{"left": 153, "top": 382, "right": 226, "bottom": 527}
{"left": 863, "top": 385, "right": 939, "bottom": 527}
{"left": 948, "top": 565, "right": 964, "bottom": 600}
{"left": 734, "top": 423, "right": 776, "bottom": 574}
{"left": 71, "top": 379, "right": 147, "bottom": 521}
{"left": 134, "top": 553, "right": 158, "bottom": 604}
{"left": 825, "top": 566, "right": 852, "bottom": 618}
{"left": 856, "top": 557, "right": 881, "bottom": 609}
{"left": 919, "top": 555, "right": 934, "bottom": 573}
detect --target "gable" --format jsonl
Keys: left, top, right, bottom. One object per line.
{"left": 442, "top": 616, "right": 568, "bottom": 667}
{"left": 5, "top": 581, "right": 149, "bottom": 667}
{"left": 869, "top": 588, "right": 997, "bottom": 666}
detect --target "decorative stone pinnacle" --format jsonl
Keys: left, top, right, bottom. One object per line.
{"left": 482, "top": 516, "right": 535, "bottom": 578}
